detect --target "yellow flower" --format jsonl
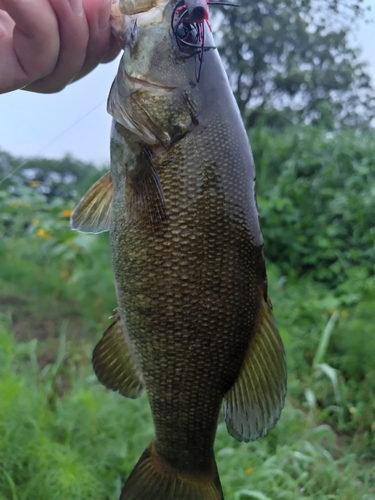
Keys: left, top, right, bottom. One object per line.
{"left": 61, "top": 269, "right": 71, "bottom": 281}
{"left": 245, "top": 467, "right": 254, "bottom": 475}
{"left": 11, "top": 200, "right": 29, "bottom": 207}
{"left": 341, "top": 310, "right": 349, "bottom": 318}
{"left": 36, "top": 228, "right": 51, "bottom": 240}
{"left": 30, "top": 180, "right": 40, "bottom": 188}
{"left": 61, "top": 209, "right": 74, "bottom": 219}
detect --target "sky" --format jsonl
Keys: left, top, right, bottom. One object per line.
{"left": 0, "top": 1, "right": 374, "bottom": 166}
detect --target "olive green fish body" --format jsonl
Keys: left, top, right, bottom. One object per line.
{"left": 112, "top": 141, "right": 262, "bottom": 468}
{"left": 71, "top": 3, "right": 286, "bottom": 498}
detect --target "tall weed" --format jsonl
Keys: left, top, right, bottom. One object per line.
{"left": 0, "top": 320, "right": 374, "bottom": 499}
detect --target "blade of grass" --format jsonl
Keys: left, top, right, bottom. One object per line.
{"left": 313, "top": 310, "right": 339, "bottom": 368}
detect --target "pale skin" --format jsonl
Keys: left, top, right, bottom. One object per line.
{"left": 0, "top": 0, "right": 121, "bottom": 94}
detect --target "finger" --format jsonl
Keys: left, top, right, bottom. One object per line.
{"left": 25, "top": 0, "right": 90, "bottom": 93}
{"left": 101, "top": 34, "right": 121, "bottom": 64}
{"left": 74, "top": 33, "right": 121, "bottom": 83}
{"left": 0, "top": 0, "right": 59, "bottom": 92}
{"left": 73, "top": 0, "right": 119, "bottom": 81}
{"left": 0, "top": 11, "right": 17, "bottom": 93}
{"left": 0, "top": 9, "right": 14, "bottom": 41}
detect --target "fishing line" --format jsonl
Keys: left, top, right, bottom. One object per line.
{"left": 0, "top": 99, "right": 107, "bottom": 185}
{"left": 208, "top": 2, "right": 240, "bottom": 6}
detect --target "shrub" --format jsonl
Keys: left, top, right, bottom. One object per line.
{"left": 251, "top": 126, "right": 375, "bottom": 292}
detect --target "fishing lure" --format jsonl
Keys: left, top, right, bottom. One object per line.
{"left": 185, "top": 0, "right": 209, "bottom": 22}
{"left": 172, "top": 0, "right": 238, "bottom": 81}
{"left": 172, "top": 1, "right": 212, "bottom": 81}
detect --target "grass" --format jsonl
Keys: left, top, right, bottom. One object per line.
{"left": 0, "top": 185, "right": 375, "bottom": 498}
{"left": 0, "top": 318, "right": 374, "bottom": 499}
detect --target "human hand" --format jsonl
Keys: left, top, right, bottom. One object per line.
{"left": 0, "top": 0, "right": 121, "bottom": 94}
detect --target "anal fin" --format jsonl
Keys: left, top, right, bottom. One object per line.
{"left": 224, "top": 297, "right": 287, "bottom": 442}
{"left": 71, "top": 171, "right": 113, "bottom": 234}
{"left": 92, "top": 312, "right": 144, "bottom": 399}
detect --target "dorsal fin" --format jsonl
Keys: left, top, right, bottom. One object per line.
{"left": 71, "top": 172, "right": 113, "bottom": 233}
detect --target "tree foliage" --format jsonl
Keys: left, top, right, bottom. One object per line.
{"left": 0, "top": 150, "right": 105, "bottom": 199}
{"left": 216, "top": 0, "right": 375, "bottom": 129}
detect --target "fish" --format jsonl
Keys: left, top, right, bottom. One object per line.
{"left": 117, "top": 0, "right": 167, "bottom": 15}
{"left": 116, "top": 0, "right": 208, "bottom": 20}
{"left": 71, "top": 1, "right": 287, "bottom": 499}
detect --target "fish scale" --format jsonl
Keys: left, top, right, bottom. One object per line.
{"left": 111, "top": 101, "right": 262, "bottom": 473}
{"left": 71, "top": 1, "right": 286, "bottom": 498}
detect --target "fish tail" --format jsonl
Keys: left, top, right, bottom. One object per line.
{"left": 120, "top": 441, "right": 224, "bottom": 500}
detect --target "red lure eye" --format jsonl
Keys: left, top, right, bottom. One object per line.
{"left": 185, "top": 0, "right": 209, "bottom": 23}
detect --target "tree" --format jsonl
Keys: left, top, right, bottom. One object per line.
{"left": 0, "top": 150, "right": 105, "bottom": 199}
{"left": 216, "top": 0, "right": 375, "bottom": 129}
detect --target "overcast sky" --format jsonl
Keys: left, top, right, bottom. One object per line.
{"left": 0, "top": 1, "right": 374, "bottom": 166}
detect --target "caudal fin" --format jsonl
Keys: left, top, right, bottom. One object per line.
{"left": 120, "top": 443, "right": 223, "bottom": 500}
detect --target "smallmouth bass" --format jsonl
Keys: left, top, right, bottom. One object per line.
{"left": 71, "top": 1, "right": 286, "bottom": 499}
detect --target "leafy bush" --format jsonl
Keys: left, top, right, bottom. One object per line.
{"left": 0, "top": 185, "right": 115, "bottom": 339}
{"left": 0, "top": 150, "right": 106, "bottom": 200}
{"left": 251, "top": 126, "right": 375, "bottom": 293}
{"left": 267, "top": 265, "right": 375, "bottom": 443}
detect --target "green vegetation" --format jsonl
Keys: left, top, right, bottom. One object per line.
{"left": 217, "top": 0, "right": 375, "bottom": 129}
{"left": 252, "top": 126, "right": 375, "bottom": 290}
{"left": 0, "top": 318, "right": 374, "bottom": 500}
{"left": 1, "top": 125, "right": 375, "bottom": 498}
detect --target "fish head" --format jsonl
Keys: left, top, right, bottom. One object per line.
{"left": 109, "top": 0, "right": 207, "bottom": 147}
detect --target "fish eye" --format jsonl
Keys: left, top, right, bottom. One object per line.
{"left": 176, "top": 22, "right": 199, "bottom": 47}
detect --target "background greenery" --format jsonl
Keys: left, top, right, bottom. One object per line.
{"left": 217, "top": 0, "right": 375, "bottom": 129}
{"left": 0, "top": 124, "right": 374, "bottom": 499}
{"left": 1, "top": 0, "right": 375, "bottom": 497}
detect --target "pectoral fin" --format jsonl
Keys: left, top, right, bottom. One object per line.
{"left": 92, "top": 313, "right": 144, "bottom": 399}
{"left": 127, "top": 147, "right": 168, "bottom": 224}
{"left": 71, "top": 171, "right": 113, "bottom": 233}
{"left": 224, "top": 297, "right": 287, "bottom": 442}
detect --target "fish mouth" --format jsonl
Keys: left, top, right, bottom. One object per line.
{"left": 125, "top": 72, "right": 177, "bottom": 90}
